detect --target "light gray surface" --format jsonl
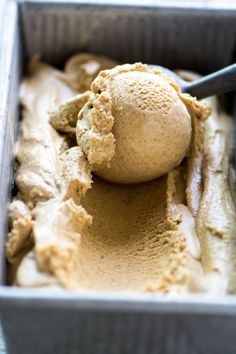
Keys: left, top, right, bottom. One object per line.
{"left": 0, "top": 328, "right": 7, "bottom": 354}
{"left": 20, "top": 0, "right": 236, "bottom": 72}
{"left": 0, "top": 1, "right": 236, "bottom": 354}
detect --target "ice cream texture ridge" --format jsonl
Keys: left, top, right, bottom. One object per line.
{"left": 7, "top": 53, "right": 236, "bottom": 294}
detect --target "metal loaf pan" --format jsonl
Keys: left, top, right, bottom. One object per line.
{"left": 0, "top": 1, "right": 236, "bottom": 353}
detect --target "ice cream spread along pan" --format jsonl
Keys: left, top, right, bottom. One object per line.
{"left": 7, "top": 52, "right": 236, "bottom": 295}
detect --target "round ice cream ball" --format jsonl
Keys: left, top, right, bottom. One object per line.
{"left": 93, "top": 66, "right": 192, "bottom": 184}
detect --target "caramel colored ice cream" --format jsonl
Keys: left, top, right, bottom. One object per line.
{"left": 64, "top": 53, "right": 118, "bottom": 92}
{"left": 82, "top": 64, "right": 192, "bottom": 183}
{"left": 6, "top": 54, "right": 236, "bottom": 295}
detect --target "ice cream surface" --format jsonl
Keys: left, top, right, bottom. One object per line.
{"left": 7, "top": 53, "right": 236, "bottom": 294}
{"left": 83, "top": 63, "right": 192, "bottom": 183}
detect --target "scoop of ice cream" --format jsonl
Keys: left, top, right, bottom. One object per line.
{"left": 77, "top": 63, "right": 192, "bottom": 184}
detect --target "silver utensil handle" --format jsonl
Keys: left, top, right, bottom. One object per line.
{"left": 183, "top": 64, "right": 236, "bottom": 99}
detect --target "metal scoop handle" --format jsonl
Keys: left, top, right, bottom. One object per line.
{"left": 183, "top": 63, "right": 236, "bottom": 99}
{"left": 151, "top": 64, "right": 236, "bottom": 99}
